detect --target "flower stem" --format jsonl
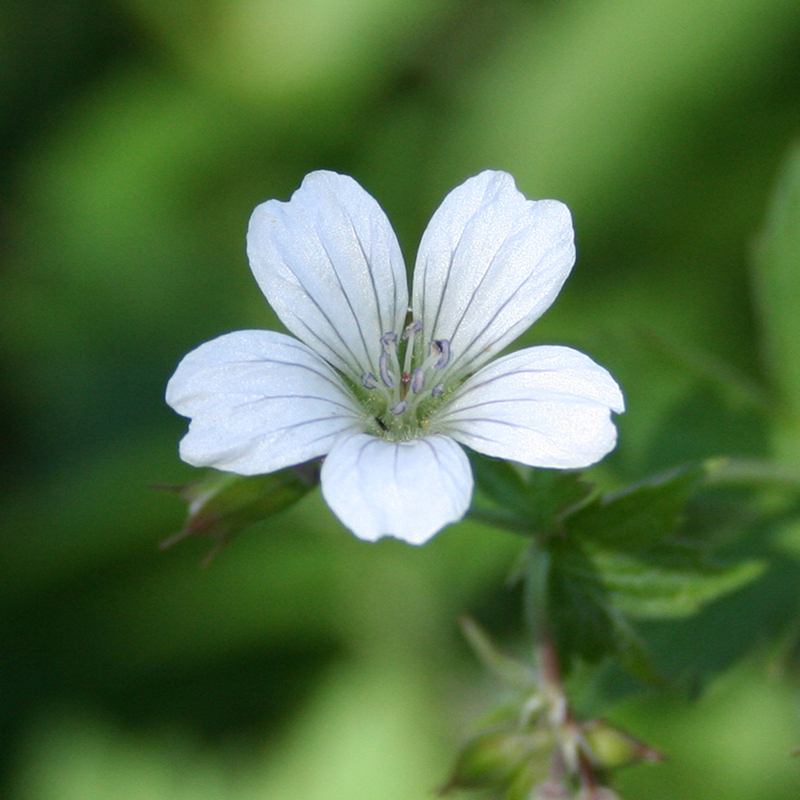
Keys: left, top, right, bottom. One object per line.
{"left": 524, "top": 539, "right": 605, "bottom": 796}
{"left": 523, "top": 540, "right": 551, "bottom": 648}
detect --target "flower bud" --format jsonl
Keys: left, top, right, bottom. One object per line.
{"left": 581, "top": 719, "right": 664, "bottom": 770}
{"left": 442, "top": 728, "right": 553, "bottom": 793}
{"left": 159, "top": 463, "right": 320, "bottom": 562}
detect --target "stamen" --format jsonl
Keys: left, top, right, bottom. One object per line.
{"left": 379, "top": 331, "right": 402, "bottom": 401}
{"left": 380, "top": 332, "right": 398, "bottom": 352}
{"left": 371, "top": 325, "right": 450, "bottom": 423}
{"left": 402, "top": 319, "right": 422, "bottom": 377}
{"left": 433, "top": 339, "right": 451, "bottom": 369}
{"left": 402, "top": 320, "right": 422, "bottom": 339}
{"left": 379, "top": 353, "right": 395, "bottom": 388}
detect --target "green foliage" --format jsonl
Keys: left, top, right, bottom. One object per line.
{"left": 564, "top": 468, "right": 701, "bottom": 552}
{"left": 469, "top": 454, "right": 593, "bottom": 535}
{"left": 471, "top": 458, "right": 766, "bottom": 678}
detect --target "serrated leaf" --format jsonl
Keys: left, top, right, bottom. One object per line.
{"left": 548, "top": 561, "right": 615, "bottom": 666}
{"left": 555, "top": 537, "right": 765, "bottom": 619}
{"left": 469, "top": 452, "right": 593, "bottom": 534}
{"left": 547, "top": 541, "right": 657, "bottom": 680}
{"left": 589, "top": 551, "right": 766, "bottom": 618}
{"left": 564, "top": 466, "right": 704, "bottom": 552}
{"left": 526, "top": 469, "right": 594, "bottom": 533}
{"left": 543, "top": 462, "right": 766, "bottom": 678}
{"left": 469, "top": 452, "right": 531, "bottom": 519}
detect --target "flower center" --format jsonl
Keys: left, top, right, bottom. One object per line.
{"left": 359, "top": 320, "right": 451, "bottom": 440}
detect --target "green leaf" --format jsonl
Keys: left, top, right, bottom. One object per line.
{"left": 469, "top": 452, "right": 593, "bottom": 534}
{"left": 547, "top": 545, "right": 616, "bottom": 665}
{"left": 543, "top": 462, "right": 766, "bottom": 678}
{"left": 563, "top": 546, "right": 766, "bottom": 619}
{"left": 525, "top": 469, "right": 595, "bottom": 534}
{"left": 547, "top": 542, "right": 658, "bottom": 682}
{"left": 564, "top": 466, "right": 704, "bottom": 552}
{"left": 469, "top": 452, "right": 532, "bottom": 520}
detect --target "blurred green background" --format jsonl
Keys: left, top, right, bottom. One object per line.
{"left": 2, "top": 1, "right": 800, "bottom": 798}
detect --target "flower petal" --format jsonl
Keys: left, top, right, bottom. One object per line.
{"left": 438, "top": 345, "right": 624, "bottom": 469}
{"left": 246, "top": 171, "right": 408, "bottom": 380}
{"left": 320, "top": 432, "right": 473, "bottom": 544}
{"left": 412, "top": 170, "right": 575, "bottom": 380}
{"left": 166, "top": 330, "right": 362, "bottom": 475}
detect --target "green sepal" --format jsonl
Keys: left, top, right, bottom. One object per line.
{"left": 504, "top": 757, "right": 554, "bottom": 800}
{"left": 581, "top": 718, "right": 664, "bottom": 770}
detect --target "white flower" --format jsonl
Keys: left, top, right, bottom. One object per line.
{"left": 166, "top": 170, "right": 624, "bottom": 545}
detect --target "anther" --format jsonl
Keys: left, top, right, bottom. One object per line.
{"left": 380, "top": 332, "right": 398, "bottom": 353}
{"left": 431, "top": 383, "right": 444, "bottom": 397}
{"left": 411, "top": 369, "right": 426, "bottom": 393}
{"left": 390, "top": 400, "right": 408, "bottom": 415}
{"left": 433, "top": 339, "right": 451, "bottom": 369}
{"left": 402, "top": 320, "right": 422, "bottom": 339}
{"left": 379, "top": 353, "right": 395, "bottom": 388}
{"left": 361, "top": 373, "right": 378, "bottom": 390}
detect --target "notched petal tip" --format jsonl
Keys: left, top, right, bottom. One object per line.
{"left": 320, "top": 432, "right": 474, "bottom": 545}
{"left": 412, "top": 170, "right": 577, "bottom": 379}
{"left": 245, "top": 171, "right": 408, "bottom": 379}
{"left": 166, "top": 330, "right": 361, "bottom": 476}
{"left": 439, "top": 345, "right": 624, "bottom": 470}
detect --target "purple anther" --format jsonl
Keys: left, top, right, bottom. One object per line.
{"left": 431, "top": 383, "right": 445, "bottom": 397}
{"left": 380, "top": 332, "right": 398, "bottom": 352}
{"left": 402, "top": 320, "right": 422, "bottom": 339}
{"left": 390, "top": 400, "right": 408, "bottom": 415}
{"left": 361, "top": 373, "right": 378, "bottom": 390}
{"left": 433, "top": 339, "right": 451, "bottom": 369}
{"left": 410, "top": 368, "right": 426, "bottom": 394}
{"left": 379, "top": 352, "right": 395, "bottom": 388}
